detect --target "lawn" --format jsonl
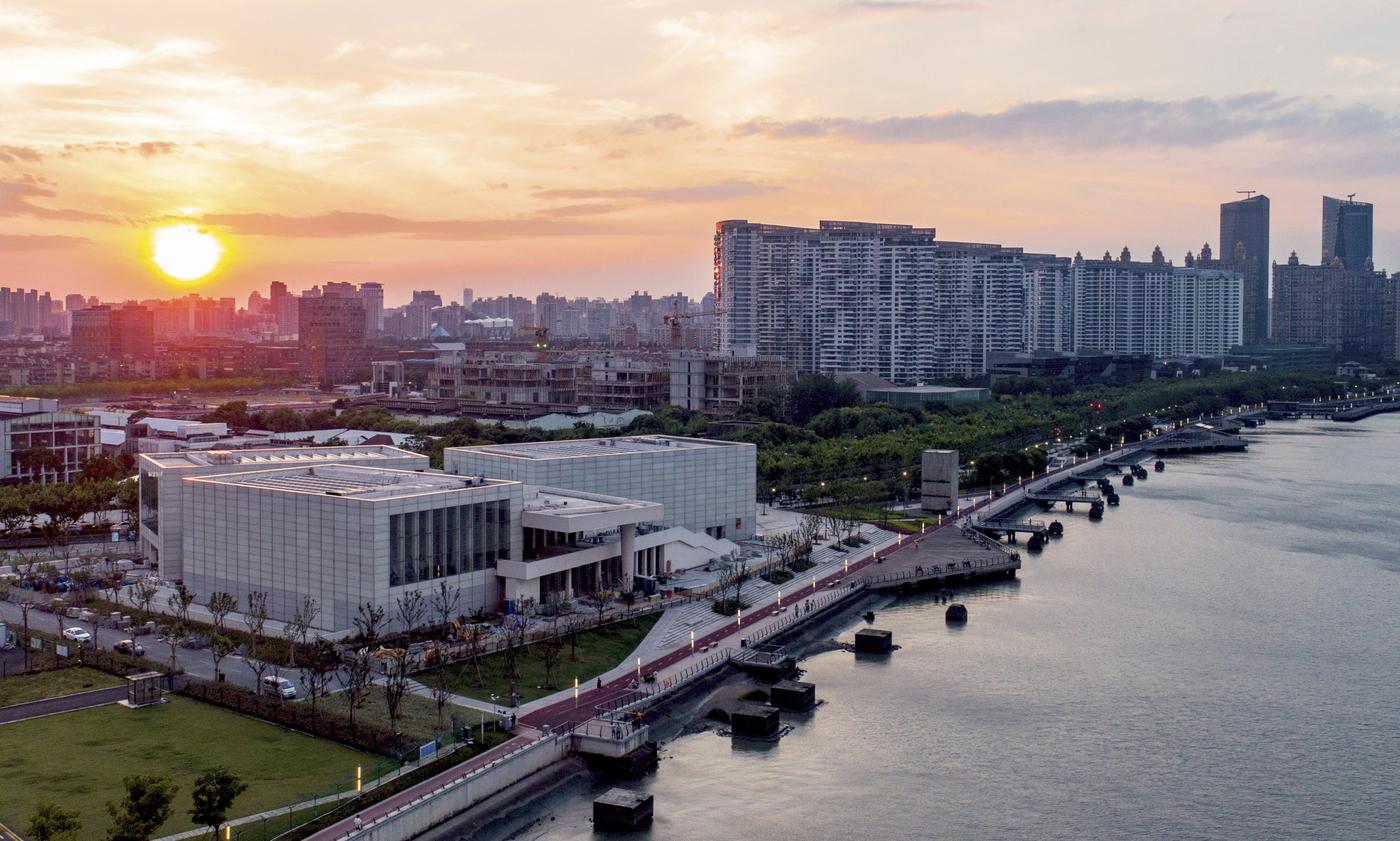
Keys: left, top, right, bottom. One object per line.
{"left": 0, "top": 696, "right": 376, "bottom": 841}
{"left": 433, "top": 614, "right": 659, "bottom": 706}
{"left": 0, "top": 667, "right": 123, "bottom": 708}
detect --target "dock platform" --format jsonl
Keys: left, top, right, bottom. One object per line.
{"left": 862, "top": 527, "right": 1020, "bottom": 591}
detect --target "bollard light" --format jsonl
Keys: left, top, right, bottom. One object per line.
{"left": 636, "top": 656, "right": 641, "bottom": 680}
{"left": 737, "top": 608, "right": 742, "bottom": 627}
{"left": 812, "top": 575, "right": 818, "bottom": 591}
{"left": 356, "top": 765, "right": 362, "bottom": 793}
{"left": 574, "top": 676, "right": 579, "bottom": 705}
{"left": 778, "top": 589, "right": 783, "bottom": 607}
{"left": 690, "top": 629, "right": 695, "bottom": 653}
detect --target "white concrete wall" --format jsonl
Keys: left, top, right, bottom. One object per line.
{"left": 446, "top": 440, "right": 757, "bottom": 541}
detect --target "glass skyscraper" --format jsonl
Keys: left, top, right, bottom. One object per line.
{"left": 1219, "top": 194, "right": 1270, "bottom": 344}
{"left": 1322, "top": 195, "right": 1373, "bottom": 272}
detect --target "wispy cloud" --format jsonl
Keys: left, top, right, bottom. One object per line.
{"left": 1329, "top": 55, "right": 1387, "bottom": 77}
{"left": 534, "top": 179, "right": 778, "bottom": 201}
{"left": 200, "top": 210, "right": 609, "bottom": 240}
{"left": 0, "top": 175, "right": 113, "bottom": 222}
{"left": 0, "top": 145, "right": 43, "bottom": 163}
{"left": 840, "top": 0, "right": 981, "bottom": 12}
{"left": 734, "top": 93, "right": 1399, "bottom": 149}
{"left": 60, "top": 141, "right": 181, "bottom": 158}
{"left": 0, "top": 232, "right": 88, "bottom": 251}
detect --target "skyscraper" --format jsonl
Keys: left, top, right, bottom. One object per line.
{"left": 1322, "top": 195, "right": 1374, "bottom": 271}
{"left": 299, "top": 292, "right": 367, "bottom": 385}
{"left": 1273, "top": 251, "right": 1389, "bottom": 356}
{"left": 1219, "top": 194, "right": 1270, "bottom": 343}
{"left": 360, "top": 282, "right": 384, "bottom": 335}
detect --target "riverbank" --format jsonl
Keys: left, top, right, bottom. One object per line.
{"left": 449, "top": 414, "right": 1400, "bottom": 841}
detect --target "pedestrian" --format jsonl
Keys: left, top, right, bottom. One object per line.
{"left": 354, "top": 815, "right": 362, "bottom": 833}
{"left": 596, "top": 677, "right": 602, "bottom": 690}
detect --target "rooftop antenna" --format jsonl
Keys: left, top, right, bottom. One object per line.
{"left": 1347, "top": 193, "right": 1357, "bottom": 202}
{"left": 1236, "top": 190, "right": 1256, "bottom": 199}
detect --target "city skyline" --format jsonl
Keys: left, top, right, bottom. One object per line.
{"left": 4, "top": 1, "right": 1400, "bottom": 302}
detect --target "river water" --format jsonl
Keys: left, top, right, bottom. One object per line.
{"left": 463, "top": 416, "right": 1400, "bottom": 841}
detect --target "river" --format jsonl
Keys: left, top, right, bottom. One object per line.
{"left": 453, "top": 416, "right": 1400, "bottom": 841}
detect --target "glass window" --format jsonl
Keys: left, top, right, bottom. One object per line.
{"left": 389, "top": 514, "right": 402, "bottom": 586}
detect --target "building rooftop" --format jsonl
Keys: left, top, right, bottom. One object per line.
{"left": 453, "top": 435, "right": 736, "bottom": 460}
{"left": 523, "top": 486, "right": 662, "bottom": 531}
{"left": 141, "top": 444, "right": 422, "bottom": 470}
{"left": 0, "top": 396, "right": 60, "bottom": 417}
{"left": 185, "top": 465, "right": 508, "bottom": 500}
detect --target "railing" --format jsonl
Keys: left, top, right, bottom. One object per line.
{"left": 864, "top": 551, "right": 1020, "bottom": 588}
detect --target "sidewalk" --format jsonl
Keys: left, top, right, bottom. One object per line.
{"left": 0, "top": 683, "right": 127, "bottom": 725}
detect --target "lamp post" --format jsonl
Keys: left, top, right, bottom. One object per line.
{"left": 574, "top": 676, "right": 579, "bottom": 707}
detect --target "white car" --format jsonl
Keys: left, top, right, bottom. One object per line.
{"left": 62, "top": 627, "right": 92, "bottom": 643}
{"left": 262, "top": 675, "right": 298, "bottom": 699}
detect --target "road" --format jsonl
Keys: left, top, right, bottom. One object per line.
{"left": 0, "top": 597, "right": 267, "bottom": 691}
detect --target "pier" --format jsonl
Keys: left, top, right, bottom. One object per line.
{"left": 862, "top": 527, "right": 1021, "bottom": 591}
{"left": 1026, "top": 484, "right": 1103, "bottom": 510}
{"left": 1146, "top": 425, "right": 1248, "bottom": 454}
{"left": 973, "top": 515, "right": 1049, "bottom": 541}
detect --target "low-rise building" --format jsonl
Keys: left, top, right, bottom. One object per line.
{"left": 863, "top": 385, "right": 989, "bottom": 408}
{"left": 669, "top": 350, "right": 794, "bottom": 415}
{"left": 445, "top": 435, "right": 757, "bottom": 541}
{"left": 0, "top": 396, "right": 100, "bottom": 483}
{"left": 137, "top": 445, "right": 429, "bottom": 580}
{"left": 181, "top": 465, "right": 518, "bottom": 631}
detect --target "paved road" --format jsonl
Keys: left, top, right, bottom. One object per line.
{"left": 0, "top": 597, "right": 266, "bottom": 691}
{"left": 0, "top": 684, "right": 127, "bottom": 725}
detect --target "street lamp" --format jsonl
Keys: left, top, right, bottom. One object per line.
{"left": 636, "top": 656, "right": 641, "bottom": 682}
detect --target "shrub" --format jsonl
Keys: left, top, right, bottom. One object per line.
{"left": 180, "top": 679, "right": 404, "bottom": 757}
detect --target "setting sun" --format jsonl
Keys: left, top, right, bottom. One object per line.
{"left": 151, "top": 225, "right": 224, "bottom": 281}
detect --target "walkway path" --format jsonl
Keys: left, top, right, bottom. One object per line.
{"left": 0, "top": 684, "right": 127, "bottom": 725}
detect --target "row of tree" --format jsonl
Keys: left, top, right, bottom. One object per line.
{"left": 28, "top": 769, "right": 246, "bottom": 841}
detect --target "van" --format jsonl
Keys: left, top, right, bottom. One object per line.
{"left": 262, "top": 675, "right": 297, "bottom": 699}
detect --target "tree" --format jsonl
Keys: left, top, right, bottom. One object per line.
{"left": 205, "top": 592, "right": 236, "bottom": 635}
{"left": 189, "top": 767, "right": 247, "bottom": 840}
{"left": 164, "top": 622, "right": 184, "bottom": 673}
{"left": 199, "top": 401, "right": 252, "bottom": 429}
{"left": 209, "top": 633, "right": 235, "bottom": 682}
{"left": 78, "top": 453, "right": 128, "bottom": 483}
{"left": 464, "top": 621, "right": 488, "bottom": 688}
{"left": 338, "top": 647, "right": 374, "bottom": 732}
{"left": 288, "top": 596, "right": 320, "bottom": 665}
{"left": 300, "top": 637, "right": 339, "bottom": 720}
{"left": 352, "top": 602, "right": 385, "bottom": 648}
{"left": 114, "top": 480, "right": 139, "bottom": 532}
{"left": 243, "top": 592, "right": 270, "bottom": 693}
{"left": 126, "top": 577, "right": 161, "bottom": 626}
{"left": 105, "top": 774, "right": 178, "bottom": 841}
{"left": 430, "top": 582, "right": 461, "bottom": 636}
{"left": 27, "top": 803, "right": 81, "bottom": 841}
{"left": 539, "top": 614, "right": 564, "bottom": 690}
{"left": 382, "top": 650, "right": 412, "bottom": 737}
{"left": 395, "top": 590, "right": 427, "bottom": 636}
{"left": 589, "top": 583, "right": 613, "bottom": 629}
{"left": 14, "top": 446, "right": 65, "bottom": 482}
{"left": 167, "top": 584, "right": 196, "bottom": 625}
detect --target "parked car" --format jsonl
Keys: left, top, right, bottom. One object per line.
{"left": 61, "top": 627, "right": 92, "bottom": 643}
{"left": 262, "top": 675, "right": 297, "bottom": 699}
{"left": 114, "top": 639, "right": 145, "bottom": 656}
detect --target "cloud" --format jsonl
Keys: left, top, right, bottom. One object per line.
{"left": 613, "top": 113, "right": 695, "bottom": 134}
{"left": 0, "top": 175, "right": 113, "bottom": 222}
{"left": 0, "top": 232, "right": 88, "bottom": 251}
{"left": 0, "top": 145, "right": 43, "bottom": 163}
{"left": 539, "top": 203, "right": 620, "bottom": 217}
{"left": 534, "top": 179, "right": 778, "bottom": 202}
{"left": 840, "top": 0, "right": 981, "bottom": 12}
{"left": 1329, "top": 55, "right": 1386, "bottom": 77}
{"left": 200, "top": 210, "right": 608, "bottom": 240}
{"left": 60, "top": 141, "right": 181, "bottom": 157}
{"left": 733, "top": 92, "right": 1400, "bottom": 149}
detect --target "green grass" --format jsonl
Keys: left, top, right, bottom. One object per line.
{"left": 0, "top": 667, "right": 124, "bottom": 708}
{"left": 334, "top": 690, "right": 452, "bottom": 744}
{"left": 432, "top": 614, "right": 659, "bottom": 706}
{"left": 0, "top": 696, "right": 377, "bottom": 841}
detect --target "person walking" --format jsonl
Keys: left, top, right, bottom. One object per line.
{"left": 353, "top": 815, "right": 363, "bottom": 833}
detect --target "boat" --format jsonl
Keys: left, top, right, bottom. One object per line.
{"left": 1155, "top": 460, "right": 1166, "bottom": 472}
{"left": 1106, "top": 493, "right": 1120, "bottom": 506}
{"left": 1089, "top": 501, "right": 1105, "bottom": 520}
{"left": 1121, "top": 474, "right": 1135, "bottom": 486}
{"left": 1027, "top": 533, "right": 1045, "bottom": 551}
{"left": 862, "top": 610, "right": 876, "bottom": 622}
{"left": 945, "top": 603, "right": 968, "bottom": 622}
{"left": 1048, "top": 520, "right": 1064, "bottom": 537}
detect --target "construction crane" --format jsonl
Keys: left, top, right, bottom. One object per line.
{"left": 533, "top": 326, "right": 549, "bottom": 362}
{"left": 663, "top": 302, "right": 716, "bottom": 349}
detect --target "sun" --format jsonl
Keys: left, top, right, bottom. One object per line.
{"left": 152, "top": 225, "right": 224, "bottom": 281}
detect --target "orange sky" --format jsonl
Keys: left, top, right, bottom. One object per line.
{"left": 4, "top": 0, "right": 1400, "bottom": 306}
